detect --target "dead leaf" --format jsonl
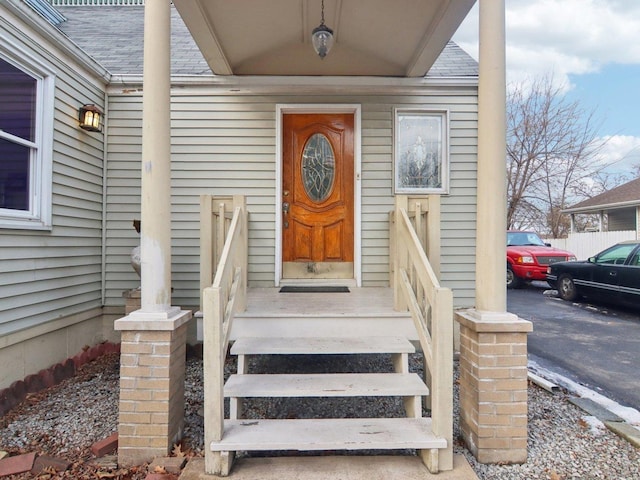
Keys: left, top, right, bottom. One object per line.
{"left": 172, "top": 443, "right": 185, "bottom": 457}
{"left": 154, "top": 465, "right": 167, "bottom": 473}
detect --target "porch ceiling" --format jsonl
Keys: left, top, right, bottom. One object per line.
{"left": 172, "top": 0, "right": 476, "bottom": 77}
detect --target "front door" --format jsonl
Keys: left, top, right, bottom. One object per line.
{"left": 282, "top": 113, "right": 354, "bottom": 280}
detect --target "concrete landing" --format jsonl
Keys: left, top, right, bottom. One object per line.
{"left": 179, "top": 455, "right": 479, "bottom": 480}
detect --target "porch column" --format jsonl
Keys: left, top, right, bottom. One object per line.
{"left": 114, "top": 0, "right": 192, "bottom": 467}
{"left": 475, "top": 0, "right": 507, "bottom": 312}
{"left": 455, "top": 0, "right": 533, "bottom": 466}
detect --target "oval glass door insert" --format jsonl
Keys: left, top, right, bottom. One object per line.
{"left": 302, "top": 133, "right": 335, "bottom": 202}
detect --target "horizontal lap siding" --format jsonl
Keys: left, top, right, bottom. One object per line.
{"left": 105, "top": 86, "right": 477, "bottom": 310}
{"left": 0, "top": 15, "right": 106, "bottom": 336}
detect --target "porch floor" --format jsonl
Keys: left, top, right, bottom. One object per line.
{"left": 241, "top": 287, "right": 403, "bottom": 318}
{"left": 231, "top": 287, "right": 415, "bottom": 340}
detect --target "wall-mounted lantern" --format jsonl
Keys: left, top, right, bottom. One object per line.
{"left": 78, "top": 104, "right": 103, "bottom": 132}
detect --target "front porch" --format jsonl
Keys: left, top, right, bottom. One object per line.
{"left": 195, "top": 195, "right": 453, "bottom": 475}
{"left": 110, "top": 0, "right": 531, "bottom": 475}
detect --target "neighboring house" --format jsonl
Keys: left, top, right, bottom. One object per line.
{"left": 1, "top": 0, "right": 529, "bottom": 476}
{"left": 564, "top": 177, "right": 640, "bottom": 235}
{"left": 549, "top": 178, "right": 640, "bottom": 259}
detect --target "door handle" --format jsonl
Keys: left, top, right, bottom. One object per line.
{"left": 282, "top": 202, "right": 289, "bottom": 229}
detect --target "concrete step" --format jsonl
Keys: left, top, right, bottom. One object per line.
{"left": 230, "top": 336, "right": 415, "bottom": 356}
{"left": 209, "top": 417, "right": 446, "bottom": 452}
{"left": 224, "top": 373, "right": 429, "bottom": 398}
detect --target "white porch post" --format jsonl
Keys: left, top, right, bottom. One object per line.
{"left": 455, "top": 0, "right": 533, "bottom": 466}
{"left": 140, "top": 0, "right": 172, "bottom": 313}
{"left": 475, "top": 0, "right": 507, "bottom": 312}
{"left": 115, "top": 0, "right": 192, "bottom": 467}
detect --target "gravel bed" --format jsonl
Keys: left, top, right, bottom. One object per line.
{"left": 1, "top": 351, "right": 639, "bottom": 479}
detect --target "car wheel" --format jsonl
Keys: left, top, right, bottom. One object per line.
{"left": 506, "top": 265, "right": 522, "bottom": 289}
{"left": 557, "top": 274, "right": 578, "bottom": 301}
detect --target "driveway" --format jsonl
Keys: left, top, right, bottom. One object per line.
{"left": 507, "top": 282, "right": 640, "bottom": 411}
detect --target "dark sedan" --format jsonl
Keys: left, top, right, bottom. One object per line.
{"left": 546, "top": 241, "right": 640, "bottom": 307}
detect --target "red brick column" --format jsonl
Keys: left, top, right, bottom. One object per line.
{"left": 115, "top": 310, "right": 191, "bottom": 466}
{"left": 455, "top": 310, "right": 532, "bottom": 464}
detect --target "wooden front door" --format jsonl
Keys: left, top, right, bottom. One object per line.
{"left": 282, "top": 113, "right": 354, "bottom": 279}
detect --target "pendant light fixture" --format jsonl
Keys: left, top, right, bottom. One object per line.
{"left": 311, "top": 0, "right": 334, "bottom": 59}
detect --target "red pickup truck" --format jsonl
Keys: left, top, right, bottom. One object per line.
{"left": 507, "top": 230, "right": 576, "bottom": 288}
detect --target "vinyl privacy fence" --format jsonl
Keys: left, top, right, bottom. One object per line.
{"left": 544, "top": 231, "right": 637, "bottom": 260}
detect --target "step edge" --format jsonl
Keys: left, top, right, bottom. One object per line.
{"left": 224, "top": 373, "right": 430, "bottom": 397}
{"left": 209, "top": 418, "right": 447, "bottom": 452}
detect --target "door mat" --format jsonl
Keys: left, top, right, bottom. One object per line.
{"left": 279, "top": 286, "right": 350, "bottom": 293}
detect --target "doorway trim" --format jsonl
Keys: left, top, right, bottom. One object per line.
{"left": 275, "top": 104, "right": 362, "bottom": 287}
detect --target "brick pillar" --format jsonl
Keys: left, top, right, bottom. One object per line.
{"left": 455, "top": 309, "right": 532, "bottom": 464}
{"left": 115, "top": 311, "right": 191, "bottom": 466}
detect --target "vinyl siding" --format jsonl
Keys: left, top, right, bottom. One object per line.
{"left": 105, "top": 84, "right": 477, "bottom": 311}
{"left": 0, "top": 9, "right": 106, "bottom": 337}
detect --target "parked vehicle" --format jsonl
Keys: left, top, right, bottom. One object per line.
{"left": 547, "top": 241, "right": 640, "bottom": 306}
{"left": 507, "top": 231, "right": 576, "bottom": 289}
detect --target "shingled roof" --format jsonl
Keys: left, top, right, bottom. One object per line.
{"left": 53, "top": 5, "right": 477, "bottom": 78}
{"left": 54, "top": 6, "right": 211, "bottom": 76}
{"left": 564, "top": 177, "right": 640, "bottom": 213}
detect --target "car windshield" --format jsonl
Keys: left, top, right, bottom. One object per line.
{"left": 507, "top": 232, "right": 546, "bottom": 247}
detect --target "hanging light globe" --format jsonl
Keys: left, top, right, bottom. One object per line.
{"left": 312, "top": 23, "right": 334, "bottom": 59}
{"left": 311, "top": 0, "right": 334, "bottom": 59}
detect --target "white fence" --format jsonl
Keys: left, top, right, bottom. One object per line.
{"left": 544, "top": 231, "right": 637, "bottom": 260}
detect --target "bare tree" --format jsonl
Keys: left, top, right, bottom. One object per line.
{"left": 506, "top": 76, "right": 606, "bottom": 237}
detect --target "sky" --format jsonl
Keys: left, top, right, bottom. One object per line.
{"left": 453, "top": 0, "right": 640, "bottom": 178}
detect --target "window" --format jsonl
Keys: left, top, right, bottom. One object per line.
{"left": 394, "top": 109, "right": 449, "bottom": 194}
{"left": 594, "top": 243, "right": 636, "bottom": 265}
{"left": 0, "top": 48, "right": 54, "bottom": 230}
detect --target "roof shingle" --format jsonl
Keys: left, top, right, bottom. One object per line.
{"left": 565, "top": 177, "right": 640, "bottom": 212}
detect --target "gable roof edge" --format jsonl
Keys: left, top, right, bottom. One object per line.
{"left": 3, "top": 0, "right": 111, "bottom": 83}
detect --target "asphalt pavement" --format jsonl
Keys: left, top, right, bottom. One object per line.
{"left": 507, "top": 281, "right": 640, "bottom": 412}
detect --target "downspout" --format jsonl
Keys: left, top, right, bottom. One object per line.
{"left": 100, "top": 89, "right": 109, "bottom": 306}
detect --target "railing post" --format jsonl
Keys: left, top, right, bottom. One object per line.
{"left": 200, "top": 195, "right": 214, "bottom": 311}
{"left": 203, "top": 285, "right": 229, "bottom": 475}
{"left": 425, "top": 195, "right": 441, "bottom": 278}
{"left": 431, "top": 287, "right": 453, "bottom": 471}
{"left": 216, "top": 202, "right": 226, "bottom": 267}
{"left": 233, "top": 195, "right": 248, "bottom": 312}
{"left": 394, "top": 195, "right": 409, "bottom": 311}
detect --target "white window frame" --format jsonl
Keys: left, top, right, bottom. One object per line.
{"left": 393, "top": 108, "right": 449, "bottom": 195}
{"left": 0, "top": 37, "right": 55, "bottom": 230}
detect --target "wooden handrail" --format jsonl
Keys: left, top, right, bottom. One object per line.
{"left": 201, "top": 195, "right": 247, "bottom": 475}
{"left": 392, "top": 195, "right": 453, "bottom": 473}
